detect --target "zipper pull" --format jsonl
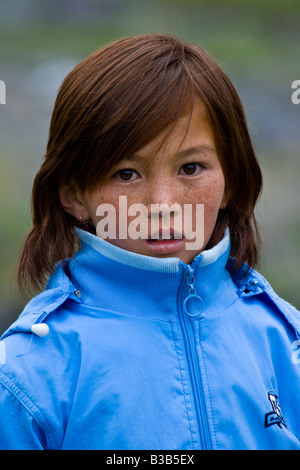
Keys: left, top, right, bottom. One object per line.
{"left": 183, "top": 268, "right": 204, "bottom": 317}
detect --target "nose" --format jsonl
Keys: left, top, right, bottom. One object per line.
{"left": 145, "top": 177, "right": 178, "bottom": 209}
{"left": 145, "top": 178, "right": 182, "bottom": 234}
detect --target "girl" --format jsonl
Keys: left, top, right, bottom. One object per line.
{"left": 1, "top": 33, "right": 300, "bottom": 450}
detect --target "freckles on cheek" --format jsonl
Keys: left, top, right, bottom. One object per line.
{"left": 88, "top": 188, "right": 117, "bottom": 210}
{"left": 193, "top": 177, "right": 225, "bottom": 208}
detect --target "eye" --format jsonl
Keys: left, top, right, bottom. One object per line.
{"left": 179, "top": 163, "right": 204, "bottom": 176}
{"left": 114, "top": 169, "right": 138, "bottom": 181}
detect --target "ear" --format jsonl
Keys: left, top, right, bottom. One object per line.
{"left": 220, "top": 193, "right": 228, "bottom": 210}
{"left": 220, "top": 199, "right": 227, "bottom": 209}
{"left": 59, "top": 184, "right": 90, "bottom": 222}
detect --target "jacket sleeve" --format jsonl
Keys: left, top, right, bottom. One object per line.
{"left": 0, "top": 372, "right": 47, "bottom": 450}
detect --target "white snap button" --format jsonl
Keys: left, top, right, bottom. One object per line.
{"left": 31, "top": 323, "right": 49, "bottom": 337}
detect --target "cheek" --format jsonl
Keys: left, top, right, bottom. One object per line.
{"left": 87, "top": 184, "right": 125, "bottom": 210}
{"left": 87, "top": 188, "right": 146, "bottom": 232}
{"left": 189, "top": 174, "right": 225, "bottom": 232}
{"left": 189, "top": 173, "right": 225, "bottom": 208}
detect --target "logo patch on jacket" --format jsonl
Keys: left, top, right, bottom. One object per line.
{"left": 265, "top": 392, "right": 287, "bottom": 429}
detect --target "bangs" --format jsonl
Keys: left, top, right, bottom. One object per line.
{"left": 55, "top": 35, "right": 198, "bottom": 191}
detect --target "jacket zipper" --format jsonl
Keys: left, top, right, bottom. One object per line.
{"left": 178, "top": 263, "right": 212, "bottom": 450}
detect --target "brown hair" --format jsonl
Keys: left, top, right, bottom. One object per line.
{"left": 17, "top": 33, "right": 263, "bottom": 296}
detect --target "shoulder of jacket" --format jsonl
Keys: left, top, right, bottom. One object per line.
{"left": 1, "top": 262, "right": 82, "bottom": 341}
{"left": 227, "top": 258, "right": 300, "bottom": 338}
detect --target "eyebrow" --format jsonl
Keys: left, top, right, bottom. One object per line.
{"left": 127, "top": 145, "right": 217, "bottom": 162}
{"left": 175, "top": 145, "right": 217, "bottom": 159}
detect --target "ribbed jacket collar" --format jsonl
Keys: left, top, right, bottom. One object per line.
{"left": 74, "top": 227, "right": 230, "bottom": 272}
{"left": 66, "top": 228, "right": 234, "bottom": 321}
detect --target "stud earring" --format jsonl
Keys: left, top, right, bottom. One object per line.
{"left": 77, "top": 216, "right": 96, "bottom": 235}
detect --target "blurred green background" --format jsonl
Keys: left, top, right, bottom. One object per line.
{"left": 0, "top": 0, "right": 299, "bottom": 334}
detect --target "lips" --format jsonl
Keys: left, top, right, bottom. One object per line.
{"left": 146, "top": 228, "right": 185, "bottom": 255}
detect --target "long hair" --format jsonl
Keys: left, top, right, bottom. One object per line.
{"left": 17, "top": 33, "right": 263, "bottom": 296}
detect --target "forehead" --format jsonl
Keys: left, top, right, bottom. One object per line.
{"left": 130, "top": 100, "right": 216, "bottom": 161}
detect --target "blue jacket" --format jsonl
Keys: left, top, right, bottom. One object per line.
{"left": 1, "top": 228, "right": 300, "bottom": 450}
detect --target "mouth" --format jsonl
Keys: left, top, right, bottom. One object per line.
{"left": 149, "top": 235, "right": 177, "bottom": 241}
{"left": 148, "top": 228, "right": 182, "bottom": 241}
{"left": 146, "top": 228, "right": 185, "bottom": 255}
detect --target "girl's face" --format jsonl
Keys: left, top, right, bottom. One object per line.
{"left": 66, "top": 101, "right": 227, "bottom": 264}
